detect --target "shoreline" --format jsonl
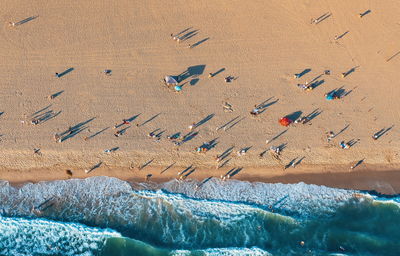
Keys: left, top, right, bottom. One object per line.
{"left": 3, "top": 162, "right": 400, "bottom": 195}
{"left": 1, "top": 149, "right": 399, "bottom": 194}
{"left": 1, "top": 0, "right": 400, "bottom": 197}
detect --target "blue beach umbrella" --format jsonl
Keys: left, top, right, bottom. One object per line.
{"left": 325, "top": 93, "right": 334, "bottom": 100}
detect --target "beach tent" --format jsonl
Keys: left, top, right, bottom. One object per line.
{"left": 279, "top": 117, "right": 292, "bottom": 127}
{"left": 165, "top": 76, "right": 178, "bottom": 86}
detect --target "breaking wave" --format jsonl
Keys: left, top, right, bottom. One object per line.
{"left": 0, "top": 177, "right": 399, "bottom": 255}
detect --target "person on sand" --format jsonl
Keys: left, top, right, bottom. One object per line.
{"left": 326, "top": 131, "right": 335, "bottom": 142}
{"left": 33, "top": 148, "right": 41, "bottom": 155}
{"left": 66, "top": 170, "right": 73, "bottom": 176}
{"left": 103, "top": 69, "right": 112, "bottom": 76}
{"left": 339, "top": 141, "right": 350, "bottom": 149}
{"left": 294, "top": 117, "right": 304, "bottom": 124}
{"left": 31, "top": 119, "right": 39, "bottom": 125}
{"left": 301, "top": 117, "right": 310, "bottom": 124}
{"left": 223, "top": 102, "right": 233, "bottom": 112}
{"left": 208, "top": 73, "right": 213, "bottom": 78}
{"left": 196, "top": 143, "right": 209, "bottom": 153}
{"left": 250, "top": 107, "right": 260, "bottom": 116}
{"left": 297, "top": 83, "right": 307, "bottom": 90}
{"left": 53, "top": 133, "right": 60, "bottom": 142}
{"left": 270, "top": 146, "right": 280, "bottom": 155}
{"left": 197, "top": 147, "right": 206, "bottom": 153}
{"left": 297, "top": 82, "right": 313, "bottom": 91}
{"left": 237, "top": 149, "right": 246, "bottom": 156}
{"left": 188, "top": 123, "right": 196, "bottom": 131}
{"left": 114, "top": 130, "right": 121, "bottom": 137}
{"left": 294, "top": 116, "right": 308, "bottom": 125}
{"left": 305, "top": 85, "right": 313, "bottom": 92}
{"left": 224, "top": 76, "right": 233, "bottom": 83}
{"left": 123, "top": 119, "right": 130, "bottom": 125}
{"left": 167, "top": 133, "right": 180, "bottom": 140}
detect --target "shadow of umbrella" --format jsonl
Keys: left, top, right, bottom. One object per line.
{"left": 285, "top": 111, "right": 302, "bottom": 121}
{"left": 178, "top": 65, "right": 206, "bottom": 82}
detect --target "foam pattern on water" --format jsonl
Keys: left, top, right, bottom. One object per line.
{"left": 0, "top": 216, "right": 120, "bottom": 256}
{"left": 0, "top": 177, "right": 297, "bottom": 248}
{"left": 0, "top": 177, "right": 362, "bottom": 220}
{"left": 160, "top": 178, "right": 360, "bottom": 217}
{"left": 0, "top": 177, "right": 364, "bottom": 220}
{"left": 171, "top": 247, "right": 271, "bottom": 256}
{"left": 0, "top": 176, "right": 399, "bottom": 254}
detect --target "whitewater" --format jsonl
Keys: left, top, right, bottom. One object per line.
{"left": 0, "top": 176, "right": 399, "bottom": 255}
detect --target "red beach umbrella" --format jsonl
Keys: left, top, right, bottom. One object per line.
{"left": 279, "top": 117, "right": 292, "bottom": 127}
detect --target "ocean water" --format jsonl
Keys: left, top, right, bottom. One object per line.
{"left": 0, "top": 177, "right": 399, "bottom": 256}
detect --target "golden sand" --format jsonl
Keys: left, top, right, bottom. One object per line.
{"left": 1, "top": 1, "right": 399, "bottom": 193}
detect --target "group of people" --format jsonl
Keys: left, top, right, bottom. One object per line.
{"left": 297, "top": 82, "right": 314, "bottom": 91}
{"left": 33, "top": 18, "right": 385, "bottom": 181}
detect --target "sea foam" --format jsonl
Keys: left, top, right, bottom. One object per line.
{"left": 172, "top": 247, "right": 271, "bottom": 256}
{"left": 0, "top": 216, "right": 120, "bottom": 256}
{"left": 159, "top": 178, "right": 359, "bottom": 217}
{"left": 0, "top": 176, "right": 399, "bottom": 253}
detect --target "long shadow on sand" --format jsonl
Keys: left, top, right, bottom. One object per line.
{"left": 59, "top": 118, "right": 95, "bottom": 142}
{"left": 285, "top": 111, "right": 302, "bottom": 121}
{"left": 191, "top": 37, "right": 210, "bottom": 48}
{"left": 57, "top": 68, "right": 74, "bottom": 78}
{"left": 15, "top": 15, "right": 39, "bottom": 26}
{"left": 177, "top": 65, "right": 206, "bottom": 82}
{"left": 194, "top": 114, "right": 214, "bottom": 128}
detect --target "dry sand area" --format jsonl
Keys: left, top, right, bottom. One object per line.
{"left": 1, "top": 0, "right": 400, "bottom": 193}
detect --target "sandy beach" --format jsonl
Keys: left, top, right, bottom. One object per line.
{"left": 1, "top": 0, "right": 400, "bottom": 193}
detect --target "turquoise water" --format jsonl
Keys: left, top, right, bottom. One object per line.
{"left": 0, "top": 177, "right": 399, "bottom": 255}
